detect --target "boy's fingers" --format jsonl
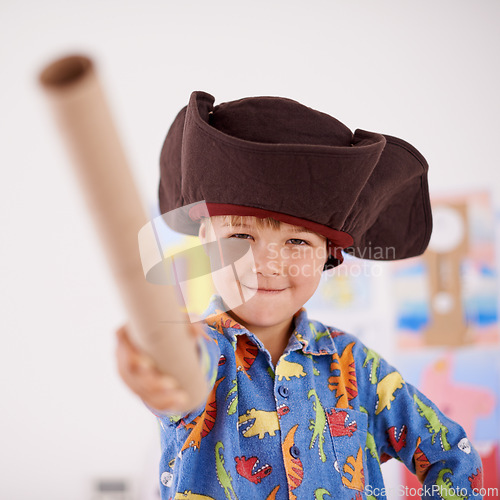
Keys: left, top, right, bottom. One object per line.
{"left": 136, "top": 356, "right": 156, "bottom": 372}
{"left": 115, "top": 323, "right": 188, "bottom": 411}
{"left": 115, "top": 324, "right": 132, "bottom": 345}
{"left": 117, "top": 349, "right": 183, "bottom": 397}
{"left": 116, "top": 325, "right": 141, "bottom": 355}
{"left": 136, "top": 371, "right": 181, "bottom": 395}
{"left": 146, "top": 389, "right": 189, "bottom": 413}
{"left": 135, "top": 373, "right": 189, "bottom": 412}
{"left": 115, "top": 325, "right": 157, "bottom": 372}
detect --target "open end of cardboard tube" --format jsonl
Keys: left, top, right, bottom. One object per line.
{"left": 39, "top": 55, "right": 92, "bottom": 88}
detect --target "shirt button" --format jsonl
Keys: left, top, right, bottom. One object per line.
{"left": 278, "top": 385, "right": 289, "bottom": 398}
{"left": 290, "top": 445, "right": 300, "bottom": 458}
{"left": 160, "top": 471, "right": 173, "bottom": 487}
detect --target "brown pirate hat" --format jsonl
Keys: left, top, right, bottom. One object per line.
{"left": 159, "top": 91, "right": 432, "bottom": 269}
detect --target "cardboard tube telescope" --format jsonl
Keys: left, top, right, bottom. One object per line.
{"left": 39, "top": 55, "right": 207, "bottom": 408}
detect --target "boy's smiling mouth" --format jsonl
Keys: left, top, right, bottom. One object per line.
{"left": 254, "top": 289, "right": 285, "bottom": 294}
{"left": 242, "top": 284, "right": 288, "bottom": 294}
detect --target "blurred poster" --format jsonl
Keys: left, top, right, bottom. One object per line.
{"left": 392, "top": 191, "right": 499, "bottom": 349}
{"left": 306, "top": 255, "right": 373, "bottom": 311}
{"left": 396, "top": 349, "right": 500, "bottom": 497}
{"left": 397, "top": 349, "right": 499, "bottom": 443}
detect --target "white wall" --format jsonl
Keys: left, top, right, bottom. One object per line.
{"left": 1, "top": 1, "right": 499, "bottom": 498}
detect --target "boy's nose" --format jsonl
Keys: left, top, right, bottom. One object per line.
{"left": 251, "top": 244, "right": 281, "bottom": 276}
{"left": 251, "top": 264, "right": 279, "bottom": 276}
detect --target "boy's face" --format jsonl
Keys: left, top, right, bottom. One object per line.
{"left": 199, "top": 216, "right": 328, "bottom": 332}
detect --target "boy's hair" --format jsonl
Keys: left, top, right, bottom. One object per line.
{"left": 202, "top": 214, "right": 281, "bottom": 231}
{"left": 201, "top": 215, "right": 327, "bottom": 240}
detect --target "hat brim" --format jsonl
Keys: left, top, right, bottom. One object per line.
{"left": 159, "top": 91, "right": 432, "bottom": 270}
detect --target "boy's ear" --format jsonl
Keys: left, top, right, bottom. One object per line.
{"left": 324, "top": 240, "right": 331, "bottom": 267}
{"left": 198, "top": 222, "right": 206, "bottom": 242}
{"left": 198, "top": 220, "right": 210, "bottom": 254}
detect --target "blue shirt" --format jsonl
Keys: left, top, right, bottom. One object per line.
{"left": 152, "top": 295, "right": 483, "bottom": 499}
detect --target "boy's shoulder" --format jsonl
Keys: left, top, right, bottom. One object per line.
{"left": 295, "top": 311, "right": 369, "bottom": 357}
{"left": 202, "top": 309, "right": 244, "bottom": 346}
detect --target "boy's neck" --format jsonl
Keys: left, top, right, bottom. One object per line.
{"left": 227, "top": 310, "right": 295, "bottom": 366}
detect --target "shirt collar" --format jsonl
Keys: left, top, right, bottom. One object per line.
{"left": 202, "top": 295, "right": 338, "bottom": 356}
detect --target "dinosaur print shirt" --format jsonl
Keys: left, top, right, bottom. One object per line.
{"left": 152, "top": 295, "right": 483, "bottom": 500}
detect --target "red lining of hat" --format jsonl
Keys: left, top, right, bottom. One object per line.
{"left": 188, "top": 202, "right": 353, "bottom": 260}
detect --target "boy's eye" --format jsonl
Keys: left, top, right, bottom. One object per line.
{"left": 230, "top": 233, "right": 253, "bottom": 240}
{"left": 288, "top": 238, "right": 309, "bottom": 246}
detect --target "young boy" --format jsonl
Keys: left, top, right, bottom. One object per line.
{"left": 116, "top": 92, "right": 483, "bottom": 499}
